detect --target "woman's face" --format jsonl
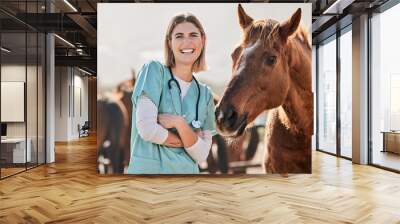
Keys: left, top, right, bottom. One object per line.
{"left": 169, "top": 22, "right": 204, "bottom": 67}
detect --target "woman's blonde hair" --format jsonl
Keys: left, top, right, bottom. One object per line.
{"left": 164, "top": 12, "right": 207, "bottom": 73}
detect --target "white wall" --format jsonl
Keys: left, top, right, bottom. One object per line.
{"left": 1, "top": 65, "right": 35, "bottom": 138}
{"left": 55, "top": 67, "right": 89, "bottom": 141}
{"left": 1, "top": 65, "right": 26, "bottom": 144}
{"left": 55, "top": 66, "right": 69, "bottom": 141}
{"left": 1, "top": 63, "right": 46, "bottom": 164}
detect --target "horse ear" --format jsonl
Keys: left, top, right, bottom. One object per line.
{"left": 238, "top": 4, "right": 253, "bottom": 29}
{"left": 278, "top": 8, "right": 301, "bottom": 41}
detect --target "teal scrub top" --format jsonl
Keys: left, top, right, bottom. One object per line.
{"left": 127, "top": 60, "right": 217, "bottom": 174}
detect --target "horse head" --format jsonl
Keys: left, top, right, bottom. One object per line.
{"left": 216, "top": 4, "right": 303, "bottom": 137}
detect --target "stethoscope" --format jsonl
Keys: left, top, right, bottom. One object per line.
{"left": 168, "top": 67, "right": 201, "bottom": 129}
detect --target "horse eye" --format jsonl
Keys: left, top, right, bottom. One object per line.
{"left": 265, "top": 56, "right": 277, "bottom": 65}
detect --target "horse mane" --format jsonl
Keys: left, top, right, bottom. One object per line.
{"left": 286, "top": 26, "right": 312, "bottom": 92}
{"left": 242, "top": 19, "right": 278, "bottom": 46}
{"left": 291, "top": 26, "right": 311, "bottom": 51}
{"left": 242, "top": 18, "right": 311, "bottom": 49}
{"left": 283, "top": 27, "right": 313, "bottom": 136}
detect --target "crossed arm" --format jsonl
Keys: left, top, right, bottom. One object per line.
{"left": 136, "top": 95, "right": 212, "bottom": 162}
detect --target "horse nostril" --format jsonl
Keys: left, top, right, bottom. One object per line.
{"left": 226, "top": 107, "right": 233, "bottom": 120}
{"left": 216, "top": 104, "right": 238, "bottom": 128}
{"left": 226, "top": 106, "right": 237, "bottom": 123}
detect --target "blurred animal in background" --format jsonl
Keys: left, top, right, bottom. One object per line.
{"left": 97, "top": 70, "right": 136, "bottom": 174}
{"left": 97, "top": 96, "right": 129, "bottom": 174}
{"left": 216, "top": 5, "right": 313, "bottom": 174}
{"left": 115, "top": 75, "right": 136, "bottom": 166}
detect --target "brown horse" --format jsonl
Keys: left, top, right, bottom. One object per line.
{"left": 216, "top": 5, "right": 313, "bottom": 174}
{"left": 97, "top": 75, "right": 136, "bottom": 174}
{"left": 97, "top": 96, "right": 129, "bottom": 174}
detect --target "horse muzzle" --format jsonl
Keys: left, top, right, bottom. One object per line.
{"left": 215, "top": 104, "right": 248, "bottom": 137}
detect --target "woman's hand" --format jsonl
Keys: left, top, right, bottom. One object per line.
{"left": 162, "top": 130, "right": 204, "bottom": 148}
{"left": 163, "top": 131, "right": 184, "bottom": 148}
{"left": 158, "top": 114, "right": 184, "bottom": 129}
{"left": 158, "top": 114, "right": 203, "bottom": 148}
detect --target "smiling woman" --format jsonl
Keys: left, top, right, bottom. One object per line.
{"left": 126, "top": 13, "right": 217, "bottom": 174}
{"left": 164, "top": 13, "right": 207, "bottom": 74}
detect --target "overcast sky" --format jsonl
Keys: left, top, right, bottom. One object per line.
{"left": 98, "top": 3, "right": 311, "bottom": 95}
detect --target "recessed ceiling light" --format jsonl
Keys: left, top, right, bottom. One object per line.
{"left": 1, "top": 47, "right": 11, "bottom": 53}
{"left": 63, "top": 0, "right": 78, "bottom": 12}
{"left": 78, "top": 67, "right": 92, "bottom": 76}
{"left": 323, "top": 0, "right": 354, "bottom": 15}
{"left": 54, "top": 34, "right": 75, "bottom": 48}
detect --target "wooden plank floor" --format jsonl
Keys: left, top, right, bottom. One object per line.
{"left": 1, "top": 135, "right": 400, "bottom": 223}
